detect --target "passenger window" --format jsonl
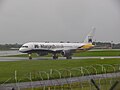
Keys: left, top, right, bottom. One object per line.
{"left": 34, "top": 45, "right": 39, "bottom": 48}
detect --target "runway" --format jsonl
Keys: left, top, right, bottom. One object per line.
{"left": 0, "top": 50, "right": 21, "bottom": 56}
{"left": 0, "top": 56, "right": 120, "bottom": 61}
{"left": 0, "top": 50, "right": 120, "bottom": 61}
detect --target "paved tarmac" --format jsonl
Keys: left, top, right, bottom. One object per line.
{"left": 0, "top": 50, "right": 21, "bottom": 56}
{"left": 0, "top": 56, "right": 120, "bottom": 61}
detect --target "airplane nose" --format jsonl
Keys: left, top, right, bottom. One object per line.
{"left": 19, "top": 48, "right": 23, "bottom": 52}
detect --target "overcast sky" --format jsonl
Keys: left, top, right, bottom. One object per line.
{"left": 0, "top": 0, "right": 120, "bottom": 44}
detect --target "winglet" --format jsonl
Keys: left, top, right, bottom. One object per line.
{"left": 83, "top": 27, "right": 96, "bottom": 43}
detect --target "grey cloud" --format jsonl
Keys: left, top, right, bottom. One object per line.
{"left": 0, "top": 0, "right": 120, "bottom": 43}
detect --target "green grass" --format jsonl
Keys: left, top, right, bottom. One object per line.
{"left": 74, "top": 50, "right": 120, "bottom": 57}
{"left": 1, "top": 50, "right": 120, "bottom": 89}
{"left": 0, "top": 58, "right": 120, "bottom": 84}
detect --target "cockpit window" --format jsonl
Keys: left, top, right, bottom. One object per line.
{"left": 22, "top": 46, "right": 28, "bottom": 48}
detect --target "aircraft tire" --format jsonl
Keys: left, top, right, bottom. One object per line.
{"left": 29, "top": 56, "right": 32, "bottom": 60}
{"left": 66, "top": 56, "right": 72, "bottom": 59}
{"left": 53, "top": 56, "right": 58, "bottom": 60}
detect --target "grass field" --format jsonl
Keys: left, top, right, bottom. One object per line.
{"left": 0, "top": 50, "right": 120, "bottom": 89}
{"left": 0, "top": 58, "right": 120, "bottom": 84}
{"left": 74, "top": 50, "right": 120, "bottom": 57}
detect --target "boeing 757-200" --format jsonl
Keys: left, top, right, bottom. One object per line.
{"left": 19, "top": 30, "right": 95, "bottom": 59}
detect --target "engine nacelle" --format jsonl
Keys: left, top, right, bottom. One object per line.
{"left": 37, "top": 52, "right": 48, "bottom": 56}
{"left": 61, "top": 50, "right": 72, "bottom": 57}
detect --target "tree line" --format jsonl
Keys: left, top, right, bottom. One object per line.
{"left": 0, "top": 42, "right": 120, "bottom": 50}
{"left": 0, "top": 43, "right": 22, "bottom": 50}
{"left": 93, "top": 42, "right": 120, "bottom": 49}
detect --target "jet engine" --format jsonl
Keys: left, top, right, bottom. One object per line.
{"left": 61, "top": 50, "right": 72, "bottom": 57}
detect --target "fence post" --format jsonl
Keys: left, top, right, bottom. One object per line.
{"left": 91, "top": 79, "right": 100, "bottom": 90}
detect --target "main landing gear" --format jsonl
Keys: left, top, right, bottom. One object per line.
{"left": 52, "top": 53, "right": 72, "bottom": 59}
{"left": 53, "top": 53, "right": 58, "bottom": 60}
{"left": 28, "top": 53, "right": 72, "bottom": 60}
{"left": 66, "top": 56, "right": 72, "bottom": 59}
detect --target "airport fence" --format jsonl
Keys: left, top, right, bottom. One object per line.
{"left": 0, "top": 64, "right": 120, "bottom": 90}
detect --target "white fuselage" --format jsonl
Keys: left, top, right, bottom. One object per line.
{"left": 19, "top": 42, "right": 94, "bottom": 53}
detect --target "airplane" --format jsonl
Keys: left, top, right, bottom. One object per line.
{"left": 19, "top": 30, "right": 95, "bottom": 60}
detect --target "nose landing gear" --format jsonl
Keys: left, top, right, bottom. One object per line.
{"left": 28, "top": 54, "right": 32, "bottom": 60}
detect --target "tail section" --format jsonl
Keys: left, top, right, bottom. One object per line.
{"left": 83, "top": 27, "right": 96, "bottom": 43}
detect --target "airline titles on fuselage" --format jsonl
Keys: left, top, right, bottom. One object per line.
{"left": 34, "top": 44, "right": 64, "bottom": 49}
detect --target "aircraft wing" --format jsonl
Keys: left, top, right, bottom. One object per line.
{"left": 51, "top": 47, "right": 79, "bottom": 52}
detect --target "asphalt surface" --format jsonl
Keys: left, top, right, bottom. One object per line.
{"left": 0, "top": 50, "right": 120, "bottom": 61}
{"left": 0, "top": 50, "right": 21, "bottom": 56}
{"left": 1, "top": 72, "right": 120, "bottom": 89}
{"left": 0, "top": 56, "right": 120, "bottom": 61}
